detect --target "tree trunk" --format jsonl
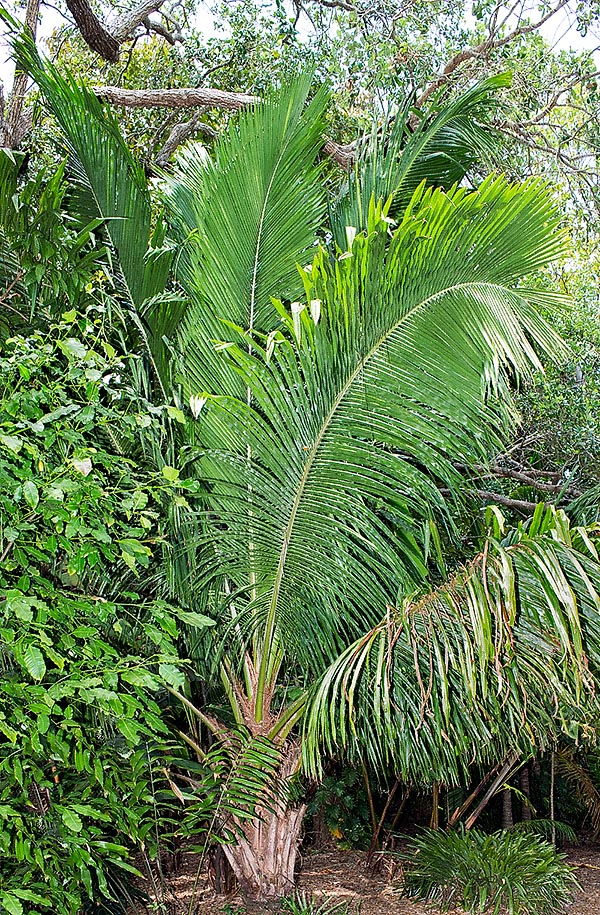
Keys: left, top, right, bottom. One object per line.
{"left": 0, "top": 0, "right": 40, "bottom": 148}
{"left": 222, "top": 741, "right": 306, "bottom": 900}
{"left": 224, "top": 801, "right": 306, "bottom": 899}
{"left": 520, "top": 764, "right": 532, "bottom": 821}
{"left": 501, "top": 787, "right": 513, "bottom": 829}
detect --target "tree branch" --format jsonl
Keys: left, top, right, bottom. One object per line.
{"left": 64, "top": 0, "right": 120, "bottom": 62}
{"left": 95, "top": 85, "right": 259, "bottom": 110}
{"left": 154, "top": 112, "right": 217, "bottom": 167}
{"left": 141, "top": 16, "right": 180, "bottom": 44}
{"left": 454, "top": 462, "right": 581, "bottom": 497}
{"left": 107, "top": 0, "right": 168, "bottom": 43}
{"left": 416, "top": 0, "right": 572, "bottom": 108}
{"left": 472, "top": 490, "right": 543, "bottom": 512}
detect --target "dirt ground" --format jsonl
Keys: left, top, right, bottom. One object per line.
{"left": 150, "top": 846, "right": 600, "bottom": 915}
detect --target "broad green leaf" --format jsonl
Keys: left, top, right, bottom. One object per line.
{"left": 22, "top": 646, "right": 46, "bottom": 680}
{"left": 158, "top": 663, "right": 186, "bottom": 690}
{"left": 1, "top": 893, "right": 23, "bottom": 915}
{"left": 120, "top": 668, "right": 159, "bottom": 689}
{"left": 12, "top": 890, "right": 50, "bottom": 904}
{"left": 61, "top": 808, "right": 83, "bottom": 832}
{"left": 116, "top": 718, "right": 140, "bottom": 742}
{"left": 58, "top": 338, "right": 87, "bottom": 359}
{"left": 161, "top": 465, "right": 180, "bottom": 483}
{"left": 72, "top": 457, "right": 92, "bottom": 476}
{"left": 0, "top": 433, "right": 22, "bottom": 453}
{"left": 6, "top": 590, "right": 34, "bottom": 622}
{"left": 23, "top": 480, "right": 39, "bottom": 509}
{"left": 176, "top": 610, "right": 215, "bottom": 628}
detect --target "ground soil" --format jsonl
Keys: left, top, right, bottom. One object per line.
{"left": 149, "top": 845, "right": 600, "bottom": 915}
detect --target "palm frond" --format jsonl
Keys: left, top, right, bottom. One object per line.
{"left": 304, "top": 507, "right": 600, "bottom": 783}
{"left": 331, "top": 73, "right": 511, "bottom": 246}
{"left": 556, "top": 747, "right": 600, "bottom": 839}
{"left": 163, "top": 73, "right": 328, "bottom": 396}
{"left": 14, "top": 37, "right": 176, "bottom": 390}
{"left": 193, "top": 176, "right": 568, "bottom": 721}
{"left": 511, "top": 818, "right": 577, "bottom": 844}
{"left": 0, "top": 147, "right": 25, "bottom": 227}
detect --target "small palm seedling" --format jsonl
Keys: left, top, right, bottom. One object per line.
{"left": 400, "top": 827, "right": 579, "bottom": 915}
{"left": 280, "top": 892, "right": 357, "bottom": 915}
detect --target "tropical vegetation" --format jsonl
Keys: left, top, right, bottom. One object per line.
{"left": 401, "top": 827, "right": 579, "bottom": 914}
{"left": 2, "top": 3, "right": 600, "bottom": 910}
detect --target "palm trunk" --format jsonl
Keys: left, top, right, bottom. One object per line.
{"left": 224, "top": 802, "right": 306, "bottom": 899}
{"left": 519, "top": 765, "right": 532, "bottom": 821}
{"left": 501, "top": 787, "right": 513, "bottom": 829}
{"left": 223, "top": 741, "right": 306, "bottom": 900}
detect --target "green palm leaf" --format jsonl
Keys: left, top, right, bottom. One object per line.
{"left": 304, "top": 506, "right": 600, "bottom": 783}
{"left": 194, "top": 176, "right": 568, "bottom": 721}
{"left": 163, "top": 73, "right": 328, "bottom": 396}
{"left": 307, "top": 506, "right": 600, "bottom": 783}
{"left": 331, "top": 73, "right": 511, "bottom": 246}
{"left": 14, "top": 38, "right": 176, "bottom": 391}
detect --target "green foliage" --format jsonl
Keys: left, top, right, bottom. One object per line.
{"left": 12, "top": 52, "right": 600, "bottom": 899}
{"left": 13, "top": 44, "right": 171, "bottom": 311}
{"left": 169, "top": 727, "right": 287, "bottom": 850}
{"left": 306, "top": 507, "right": 600, "bottom": 782}
{"left": 196, "top": 176, "right": 568, "bottom": 704}
{"left": 517, "top": 252, "right": 600, "bottom": 495}
{"left": 164, "top": 71, "right": 328, "bottom": 397}
{"left": 331, "top": 73, "right": 510, "bottom": 245}
{"left": 0, "top": 317, "right": 194, "bottom": 913}
{"left": 306, "top": 767, "right": 372, "bottom": 848}
{"left": 280, "top": 892, "right": 355, "bottom": 915}
{"left": 401, "top": 827, "right": 579, "bottom": 914}
{"left": 0, "top": 150, "right": 107, "bottom": 335}
{"left": 510, "top": 819, "right": 577, "bottom": 844}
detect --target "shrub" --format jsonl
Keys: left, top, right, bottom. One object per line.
{"left": 401, "top": 826, "right": 579, "bottom": 915}
{"left": 0, "top": 322, "right": 194, "bottom": 914}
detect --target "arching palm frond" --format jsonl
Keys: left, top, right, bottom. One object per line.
{"left": 0, "top": 148, "right": 25, "bottom": 227}
{"left": 163, "top": 73, "right": 328, "bottom": 396}
{"left": 14, "top": 39, "right": 176, "bottom": 392}
{"left": 331, "top": 73, "right": 511, "bottom": 247}
{"left": 556, "top": 747, "right": 600, "bottom": 838}
{"left": 304, "top": 506, "right": 600, "bottom": 784}
{"left": 193, "top": 176, "right": 568, "bottom": 722}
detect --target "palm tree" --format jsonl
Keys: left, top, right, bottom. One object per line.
{"left": 18, "top": 44, "right": 600, "bottom": 898}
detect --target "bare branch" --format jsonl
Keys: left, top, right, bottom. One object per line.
{"left": 95, "top": 85, "right": 259, "bottom": 110}
{"left": 473, "top": 490, "right": 541, "bottom": 511}
{"left": 455, "top": 461, "right": 582, "bottom": 498}
{"left": 154, "top": 111, "right": 217, "bottom": 167}
{"left": 142, "top": 16, "right": 180, "bottom": 44}
{"left": 416, "top": 0, "right": 572, "bottom": 108}
{"left": 107, "top": 0, "right": 168, "bottom": 42}
{"left": 323, "top": 138, "right": 355, "bottom": 169}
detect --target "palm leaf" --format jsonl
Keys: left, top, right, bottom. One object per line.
{"left": 0, "top": 147, "right": 25, "bottom": 227}
{"left": 14, "top": 37, "right": 176, "bottom": 392}
{"left": 303, "top": 507, "right": 600, "bottom": 783}
{"left": 193, "top": 176, "right": 568, "bottom": 722}
{"left": 163, "top": 73, "right": 328, "bottom": 396}
{"left": 556, "top": 747, "right": 600, "bottom": 838}
{"left": 331, "top": 73, "right": 511, "bottom": 246}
